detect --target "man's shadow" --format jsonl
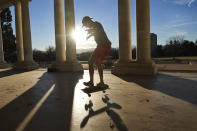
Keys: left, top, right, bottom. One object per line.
{"left": 80, "top": 95, "right": 128, "bottom": 131}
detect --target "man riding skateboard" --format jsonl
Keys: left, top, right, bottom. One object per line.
{"left": 82, "top": 16, "right": 111, "bottom": 87}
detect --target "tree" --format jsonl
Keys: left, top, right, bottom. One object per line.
{"left": 109, "top": 48, "right": 119, "bottom": 59}
{"left": 155, "top": 45, "right": 164, "bottom": 57}
{"left": 195, "top": 39, "right": 197, "bottom": 45}
{"left": 77, "top": 51, "right": 92, "bottom": 61}
{"left": 33, "top": 49, "right": 46, "bottom": 62}
{"left": 169, "top": 35, "right": 185, "bottom": 43}
{"left": 0, "top": 8, "right": 16, "bottom": 63}
{"left": 45, "top": 46, "right": 56, "bottom": 62}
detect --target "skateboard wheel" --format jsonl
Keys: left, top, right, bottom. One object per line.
{"left": 85, "top": 104, "right": 88, "bottom": 111}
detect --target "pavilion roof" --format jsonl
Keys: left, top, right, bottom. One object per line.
{"left": 0, "top": 0, "right": 14, "bottom": 9}
{"left": 0, "top": 0, "right": 31, "bottom": 9}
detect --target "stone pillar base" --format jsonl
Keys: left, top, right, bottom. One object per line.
{"left": 48, "top": 61, "right": 83, "bottom": 72}
{"left": 112, "top": 61, "right": 157, "bottom": 75}
{"left": 0, "top": 62, "right": 10, "bottom": 69}
{"left": 13, "top": 61, "right": 39, "bottom": 70}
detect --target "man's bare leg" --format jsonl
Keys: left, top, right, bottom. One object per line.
{"left": 89, "top": 62, "right": 94, "bottom": 83}
{"left": 97, "top": 63, "right": 104, "bottom": 84}
{"left": 84, "top": 56, "right": 96, "bottom": 86}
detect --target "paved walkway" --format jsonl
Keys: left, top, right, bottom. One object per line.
{"left": 0, "top": 69, "right": 197, "bottom": 131}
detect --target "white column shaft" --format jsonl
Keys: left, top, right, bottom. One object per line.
{"left": 21, "top": 0, "right": 33, "bottom": 62}
{"left": 65, "top": 0, "right": 77, "bottom": 62}
{"left": 136, "top": 0, "right": 151, "bottom": 63}
{"left": 118, "top": 0, "right": 132, "bottom": 62}
{"left": 0, "top": 17, "right": 5, "bottom": 63}
{"left": 15, "top": 0, "right": 24, "bottom": 62}
{"left": 54, "top": 0, "right": 66, "bottom": 62}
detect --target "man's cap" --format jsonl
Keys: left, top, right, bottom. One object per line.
{"left": 82, "top": 16, "right": 93, "bottom": 25}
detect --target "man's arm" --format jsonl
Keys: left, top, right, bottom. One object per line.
{"left": 86, "top": 28, "right": 96, "bottom": 40}
{"left": 86, "top": 34, "right": 93, "bottom": 40}
{"left": 86, "top": 28, "right": 96, "bottom": 34}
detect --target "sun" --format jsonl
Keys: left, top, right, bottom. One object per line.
{"left": 72, "top": 26, "right": 88, "bottom": 44}
{"left": 72, "top": 26, "right": 96, "bottom": 49}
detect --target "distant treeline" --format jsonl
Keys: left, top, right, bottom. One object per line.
{"left": 77, "top": 38, "right": 197, "bottom": 60}
{"left": 153, "top": 39, "right": 197, "bottom": 57}
{"left": 77, "top": 48, "right": 119, "bottom": 61}
{"left": 32, "top": 37, "right": 197, "bottom": 62}
{"left": 33, "top": 46, "right": 56, "bottom": 63}
{"left": 32, "top": 47, "right": 119, "bottom": 62}
{"left": 4, "top": 37, "right": 197, "bottom": 63}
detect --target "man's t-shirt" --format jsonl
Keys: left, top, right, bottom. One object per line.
{"left": 91, "top": 21, "right": 111, "bottom": 46}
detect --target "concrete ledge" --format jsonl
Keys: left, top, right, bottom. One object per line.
{"left": 112, "top": 62, "right": 158, "bottom": 75}
{"left": 48, "top": 61, "right": 83, "bottom": 72}
{"left": 13, "top": 61, "right": 39, "bottom": 70}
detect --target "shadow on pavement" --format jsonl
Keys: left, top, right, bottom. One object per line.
{"left": 0, "top": 68, "right": 27, "bottom": 78}
{"left": 0, "top": 71, "right": 83, "bottom": 131}
{"left": 116, "top": 73, "right": 197, "bottom": 105}
{"left": 80, "top": 95, "right": 128, "bottom": 131}
{"left": 82, "top": 85, "right": 109, "bottom": 97}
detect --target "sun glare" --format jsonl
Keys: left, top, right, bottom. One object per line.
{"left": 72, "top": 26, "right": 96, "bottom": 49}
{"left": 72, "top": 26, "right": 88, "bottom": 44}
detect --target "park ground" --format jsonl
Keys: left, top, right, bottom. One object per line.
{"left": 0, "top": 68, "right": 197, "bottom": 131}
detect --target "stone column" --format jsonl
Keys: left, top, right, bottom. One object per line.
{"left": 0, "top": 17, "right": 5, "bottom": 63}
{"left": 112, "top": 0, "right": 157, "bottom": 75}
{"left": 65, "top": 0, "right": 77, "bottom": 62}
{"left": 118, "top": 0, "right": 132, "bottom": 63}
{"left": 57, "top": 0, "right": 82, "bottom": 72}
{"left": 48, "top": 0, "right": 66, "bottom": 71}
{"left": 0, "top": 13, "right": 10, "bottom": 68}
{"left": 48, "top": 0, "right": 82, "bottom": 72}
{"left": 136, "top": 0, "right": 152, "bottom": 63}
{"left": 54, "top": 0, "right": 66, "bottom": 62}
{"left": 21, "top": 0, "right": 33, "bottom": 62}
{"left": 15, "top": 0, "right": 24, "bottom": 63}
{"left": 19, "top": 0, "right": 38, "bottom": 69}
{"left": 111, "top": 0, "right": 133, "bottom": 74}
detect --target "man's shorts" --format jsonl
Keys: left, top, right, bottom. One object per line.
{"left": 92, "top": 45, "right": 111, "bottom": 65}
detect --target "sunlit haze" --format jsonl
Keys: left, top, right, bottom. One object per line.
{"left": 72, "top": 26, "right": 97, "bottom": 49}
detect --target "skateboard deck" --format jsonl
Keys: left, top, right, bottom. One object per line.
{"left": 82, "top": 85, "right": 109, "bottom": 96}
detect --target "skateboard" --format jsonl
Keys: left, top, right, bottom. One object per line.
{"left": 82, "top": 84, "right": 109, "bottom": 97}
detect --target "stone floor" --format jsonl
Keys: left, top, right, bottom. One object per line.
{"left": 0, "top": 68, "right": 197, "bottom": 131}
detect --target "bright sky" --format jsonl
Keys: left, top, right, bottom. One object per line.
{"left": 10, "top": 0, "right": 197, "bottom": 51}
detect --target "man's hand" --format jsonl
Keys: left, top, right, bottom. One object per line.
{"left": 85, "top": 27, "right": 96, "bottom": 40}
{"left": 86, "top": 34, "right": 93, "bottom": 40}
{"left": 86, "top": 28, "right": 96, "bottom": 35}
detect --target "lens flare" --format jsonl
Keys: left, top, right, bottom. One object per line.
{"left": 72, "top": 26, "right": 88, "bottom": 44}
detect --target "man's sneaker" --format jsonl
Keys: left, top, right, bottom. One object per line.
{"left": 83, "top": 81, "right": 94, "bottom": 87}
